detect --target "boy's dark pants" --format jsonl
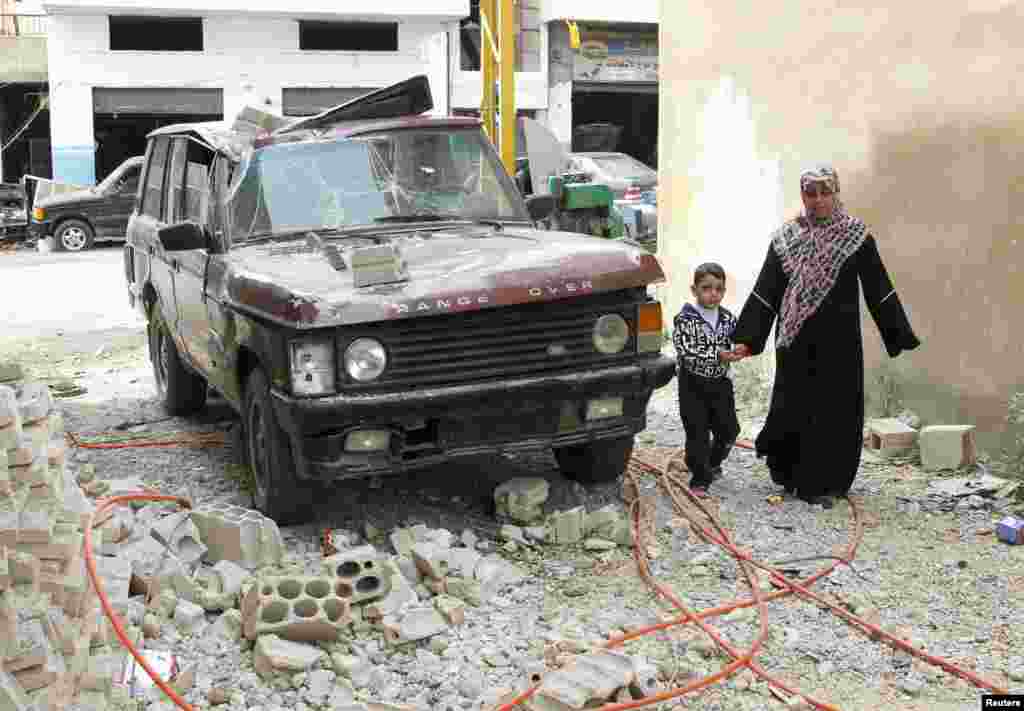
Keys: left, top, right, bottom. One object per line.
{"left": 678, "top": 370, "right": 740, "bottom": 487}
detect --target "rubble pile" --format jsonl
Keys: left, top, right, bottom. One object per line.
{"left": 1, "top": 371, "right": 141, "bottom": 711}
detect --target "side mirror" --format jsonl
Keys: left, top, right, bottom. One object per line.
{"left": 158, "top": 221, "right": 207, "bottom": 251}
{"left": 525, "top": 194, "right": 556, "bottom": 223}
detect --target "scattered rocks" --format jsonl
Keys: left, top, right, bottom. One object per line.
{"left": 494, "top": 477, "right": 550, "bottom": 523}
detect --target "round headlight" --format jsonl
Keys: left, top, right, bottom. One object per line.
{"left": 344, "top": 338, "right": 388, "bottom": 381}
{"left": 593, "top": 314, "right": 630, "bottom": 354}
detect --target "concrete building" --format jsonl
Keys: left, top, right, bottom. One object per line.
{"left": 1, "top": 0, "right": 51, "bottom": 182}
{"left": 658, "top": 2, "right": 1023, "bottom": 450}
{"left": 451, "top": 0, "right": 658, "bottom": 163}
{"left": 41, "top": 0, "right": 466, "bottom": 184}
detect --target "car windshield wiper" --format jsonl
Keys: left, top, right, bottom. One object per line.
{"left": 374, "top": 213, "right": 469, "bottom": 223}
{"left": 375, "top": 213, "right": 511, "bottom": 231}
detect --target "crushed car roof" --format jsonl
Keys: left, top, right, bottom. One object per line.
{"left": 145, "top": 75, "right": 478, "bottom": 160}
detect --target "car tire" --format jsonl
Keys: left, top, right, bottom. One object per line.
{"left": 244, "top": 367, "right": 316, "bottom": 526}
{"left": 54, "top": 219, "right": 95, "bottom": 252}
{"left": 148, "top": 311, "right": 208, "bottom": 416}
{"left": 554, "top": 435, "right": 635, "bottom": 484}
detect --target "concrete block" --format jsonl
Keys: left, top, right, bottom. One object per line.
{"left": 191, "top": 502, "right": 284, "bottom": 570}
{"left": 322, "top": 546, "right": 392, "bottom": 603}
{"left": 18, "top": 503, "right": 54, "bottom": 544}
{"left": 6, "top": 436, "right": 40, "bottom": 468}
{"left": 4, "top": 618, "right": 48, "bottom": 672}
{"left": 11, "top": 456, "right": 48, "bottom": 489}
{"left": 536, "top": 650, "right": 636, "bottom": 708}
{"left": 80, "top": 647, "right": 127, "bottom": 694}
{"left": 363, "top": 560, "right": 418, "bottom": 621}
{"left": 10, "top": 627, "right": 64, "bottom": 693}
{"left": 494, "top": 477, "right": 550, "bottom": 523}
{"left": 253, "top": 634, "right": 324, "bottom": 678}
{"left": 546, "top": 508, "right": 585, "bottom": 545}
{"left": 0, "top": 548, "right": 8, "bottom": 592}
{"left": 16, "top": 525, "right": 81, "bottom": 562}
{"left": 920, "top": 425, "right": 977, "bottom": 471}
{"left": 59, "top": 478, "right": 94, "bottom": 530}
{"left": 212, "top": 560, "right": 251, "bottom": 598}
{"left": 382, "top": 606, "right": 448, "bottom": 645}
{"left": 394, "top": 556, "right": 419, "bottom": 586}
{"left": 0, "top": 385, "right": 20, "bottom": 430}
{"left": 410, "top": 542, "right": 450, "bottom": 581}
{"left": 241, "top": 575, "right": 353, "bottom": 643}
{"left": 866, "top": 418, "right": 917, "bottom": 456}
{"left": 16, "top": 384, "right": 52, "bottom": 425}
{"left": 150, "top": 511, "right": 207, "bottom": 567}
{"left": 46, "top": 413, "right": 63, "bottom": 438}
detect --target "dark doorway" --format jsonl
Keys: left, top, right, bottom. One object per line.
{"left": 571, "top": 88, "right": 659, "bottom": 169}
{"left": 1, "top": 84, "right": 51, "bottom": 182}
{"left": 92, "top": 113, "right": 220, "bottom": 181}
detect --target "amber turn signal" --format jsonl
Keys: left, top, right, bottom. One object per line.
{"left": 637, "top": 302, "right": 663, "bottom": 352}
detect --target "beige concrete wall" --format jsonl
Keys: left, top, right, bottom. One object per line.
{"left": 657, "top": 1, "right": 1024, "bottom": 451}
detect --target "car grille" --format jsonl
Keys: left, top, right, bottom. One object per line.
{"left": 340, "top": 290, "right": 643, "bottom": 390}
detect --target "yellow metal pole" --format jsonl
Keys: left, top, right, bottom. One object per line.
{"left": 480, "top": 0, "right": 497, "bottom": 144}
{"left": 498, "top": 0, "right": 516, "bottom": 173}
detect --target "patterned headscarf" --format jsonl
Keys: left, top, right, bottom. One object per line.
{"left": 772, "top": 164, "right": 867, "bottom": 349}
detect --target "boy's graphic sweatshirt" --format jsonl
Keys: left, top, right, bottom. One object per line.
{"left": 672, "top": 303, "right": 738, "bottom": 379}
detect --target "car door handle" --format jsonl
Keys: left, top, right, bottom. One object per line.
{"left": 172, "top": 259, "right": 180, "bottom": 273}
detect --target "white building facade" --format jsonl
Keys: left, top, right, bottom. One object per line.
{"left": 41, "top": 0, "right": 467, "bottom": 184}
{"left": 41, "top": 0, "right": 658, "bottom": 184}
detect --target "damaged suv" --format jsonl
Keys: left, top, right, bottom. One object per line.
{"left": 124, "top": 77, "right": 675, "bottom": 524}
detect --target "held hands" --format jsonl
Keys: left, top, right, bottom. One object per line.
{"left": 719, "top": 344, "right": 752, "bottom": 363}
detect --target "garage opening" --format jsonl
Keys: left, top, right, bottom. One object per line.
{"left": 571, "top": 84, "right": 658, "bottom": 169}
{"left": 92, "top": 88, "right": 223, "bottom": 181}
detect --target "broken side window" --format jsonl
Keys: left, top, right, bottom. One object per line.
{"left": 141, "top": 138, "right": 170, "bottom": 220}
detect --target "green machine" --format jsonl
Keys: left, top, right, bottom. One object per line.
{"left": 515, "top": 118, "right": 625, "bottom": 239}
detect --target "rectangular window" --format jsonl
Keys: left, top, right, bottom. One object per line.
{"left": 165, "top": 138, "right": 215, "bottom": 226}
{"left": 298, "top": 21, "right": 398, "bottom": 51}
{"left": 141, "top": 138, "right": 170, "bottom": 220}
{"left": 109, "top": 16, "right": 203, "bottom": 52}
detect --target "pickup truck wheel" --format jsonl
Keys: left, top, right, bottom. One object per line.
{"left": 244, "top": 368, "right": 314, "bottom": 526}
{"left": 554, "top": 436, "right": 635, "bottom": 484}
{"left": 148, "top": 313, "right": 207, "bottom": 415}
{"left": 54, "top": 219, "right": 94, "bottom": 252}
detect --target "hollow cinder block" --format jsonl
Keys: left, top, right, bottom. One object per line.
{"left": 191, "top": 503, "right": 284, "bottom": 570}
{"left": 241, "top": 575, "right": 353, "bottom": 643}
{"left": 16, "top": 383, "right": 52, "bottom": 425}
{"left": 321, "top": 546, "right": 392, "bottom": 604}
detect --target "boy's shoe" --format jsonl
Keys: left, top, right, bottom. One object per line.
{"left": 709, "top": 466, "right": 723, "bottom": 481}
{"left": 690, "top": 486, "right": 711, "bottom": 499}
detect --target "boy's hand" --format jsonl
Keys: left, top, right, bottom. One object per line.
{"left": 718, "top": 350, "right": 739, "bottom": 363}
{"left": 732, "top": 344, "right": 752, "bottom": 359}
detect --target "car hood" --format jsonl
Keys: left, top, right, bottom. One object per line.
{"left": 220, "top": 225, "right": 665, "bottom": 328}
{"left": 35, "top": 187, "right": 103, "bottom": 209}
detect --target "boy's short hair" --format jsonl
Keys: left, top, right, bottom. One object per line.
{"left": 693, "top": 262, "right": 726, "bottom": 285}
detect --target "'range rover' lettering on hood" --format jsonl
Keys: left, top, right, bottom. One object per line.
{"left": 222, "top": 228, "right": 665, "bottom": 329}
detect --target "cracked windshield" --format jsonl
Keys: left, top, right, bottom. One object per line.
{"left": 229, "top": 128, "right": 527, "bottom": 240}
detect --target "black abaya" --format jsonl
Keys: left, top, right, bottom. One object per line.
{"left": 733, "top": 235, "right": 920, "bottom": 497}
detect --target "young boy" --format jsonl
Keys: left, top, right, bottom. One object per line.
{"left": 672, "top": 263, "right": 743, "bottom": 497}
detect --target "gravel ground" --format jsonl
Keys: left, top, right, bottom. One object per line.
{"left": 4, "top": 331, "right": 1024, "bottom": 711}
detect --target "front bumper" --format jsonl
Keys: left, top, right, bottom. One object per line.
{"left": 270, "top": 355, "right": 676, "bottom": 480}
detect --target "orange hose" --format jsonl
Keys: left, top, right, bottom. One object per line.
{"left": 66, "top": 431, "right": 225, "bottom": 451}
{"left": 83, "top": 493, "right": 196, "bottom": 711}
{"left": 494, "top": 440, "right": 1007, "bottom": 710}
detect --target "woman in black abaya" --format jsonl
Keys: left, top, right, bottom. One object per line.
{"left": 731, "top": 165, "right": 920, "bottom": 508}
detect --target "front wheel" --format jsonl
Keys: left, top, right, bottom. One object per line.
{"left": 554, "top": 435, "right": 635, "bottom": 484}
{"left": 54, "top": 219, "right": 94, "bottom": 252}
{"left": 148, "top": 311, "right": 207, "bottom": 415}
{"left": 244, "top": 368, "right": 316, "bottom": 526}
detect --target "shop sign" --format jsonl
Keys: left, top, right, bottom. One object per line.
{"left": 573, "top": 27, "right": 658, "bottom": 83}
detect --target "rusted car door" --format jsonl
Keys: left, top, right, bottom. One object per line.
{"left": 165, "top": 138, "right": 215, "bottom": 375}
{"left": 135, "top": 137, "right": 179, "bottom": 335}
